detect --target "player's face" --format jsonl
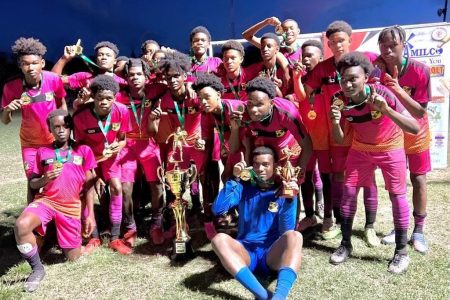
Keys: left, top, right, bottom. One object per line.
{"left": 144, "top": 43, "right": 159, "bottom": 56}
{"left": 253, "top": 153, "right": 274, "bottom": 181}
{"left": 96, "top": 47, "right": 117, "bottom": 71}
{"left": 127, "top": 66, "right": 146, "bottom": 90}
{"left": 261, "top": 38, "right": 279, "bottom": 61}
{"left": 153, "top": 52, "right": 166, "bottom": 64}
{"left": 282, "top": 21, "right": 300, "bottom": 45}
{"left": 191, "top": 32, "right": 210, "bottom": 56}
{"left": 302, "top": 46, "right": 322, "bottom": 72}
{"left": 327, "top": 32, "right": 351, "bottom": 59}
{"left": 19, "top": 55, "right": 45, "bottom": 83}
{"left": 198, "top": 86, "right": 221, "bottom": 113}
{"left": 94, "top": 90, "right": 116, "bottom": 115}
{"left": 222, "top": 49, "right": 243, "bottom": 74}
{"left": 50, "top": 115, "right": 71, "bottom": 144}
{"left": 247, "top": 90, "right": 272, "bottom": 122}
{"left": 379, "top": 33, "right": 405, "bottom": 65}
{"left": 339, "top": 66, "right": 368, "bottom": 99}
{"left": 165, "top": 69, "right": 186, "bottom": 93}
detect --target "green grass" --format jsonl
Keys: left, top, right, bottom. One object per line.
{"left": 0, "top": 115, "right": 449, "bottom": 299}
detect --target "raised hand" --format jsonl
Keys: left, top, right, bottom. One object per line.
{"left": 233, "top": 152, "right": 251, "bottom": 178}
{"left": 368, "top": 85, "right": 388, "bottom": 113}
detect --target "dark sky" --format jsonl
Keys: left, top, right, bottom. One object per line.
{"left": 0, "top": 0, "right": 446, "bottom": 62}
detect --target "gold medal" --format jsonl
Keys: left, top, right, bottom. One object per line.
{"left": 332, "top": 97, "right": 344, "bottom": 111}
{"left": 307, "top": 110, "right": 317, "bottom": 120}
{"left": 54, "top": 161, "right": 63, "bottom": 170}
{"left": 371, "top": 111, "right": 382, "bottom": 119}
{"left": 240, "top": 168, "right": 252, "bottom": 181}
{"left": 103, "top": 148, "right": 113, "bottom": 158}
{"left": 21, "top": 93, "right": 32, "bottom": 105}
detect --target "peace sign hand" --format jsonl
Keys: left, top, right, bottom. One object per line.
{"left": 368, "top": 85, "right": 388, "bottom": 113}
{"left": 384, "top": 65, "right": 402, "bottom": 93}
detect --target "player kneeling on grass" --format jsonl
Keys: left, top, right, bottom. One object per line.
{"left": 211, "top": 147, "right": 302, "bottom": 300}
{"left": 328, "top": 53, "right": 419, "bottom": 274}
{"left": 14, "top": 110, "right": 97, "bottom": 292}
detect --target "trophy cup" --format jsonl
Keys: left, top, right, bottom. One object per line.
{"left": 157, "top": 132, "right": 197, "bottom": 260}
{"left": 275, "top": 148, "right": 301, "bottom": 198}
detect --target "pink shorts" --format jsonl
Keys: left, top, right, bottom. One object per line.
{"left": 406, "top": 149, "right": 431, "bottom": 175}
{"left": 330, "top": 146, "right": 349, "bottom": 173}
{"left": 24, "top": 201, "right": 81, "bottom": 249}
{"left": 97, "top": 155, "right": 121, "bottom": 182}
{"left": 345, "top": 148, "right": 407, "bottom": 194}
{"left": 306, "top": 150, "right": 332, "bottom": 173}
{"left": 22, "top": 146, "right": 50, "bottom": 179}
{"left": 120, "top": 139, "right": 161, "bottom": 182}
{"left": 167, "top": 145, "right": 206, "bottom": 174}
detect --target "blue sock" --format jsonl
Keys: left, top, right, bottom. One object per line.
{"left": 235, "top": 267, "right": 268, "bottom": 300}
{"left": 272, "top": 267, "right": 297, "bottom": 300}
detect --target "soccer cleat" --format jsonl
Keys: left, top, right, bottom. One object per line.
{"left": 204, "top": 221, "right": 218, "bottom": 240}
{"left": 109, "top": 239, "right": 133, "bottom": 255}
{"left": 24, "top": 268, "right": 45, "bottom": 293}
{"left": 150, "top": 225, "right": 165, "bottom": 245}
{"left": 411, "top": 232, "right": 428, "bottom": 254}
{"left": 123, "top": 229, "right": 137, "bottom": 248}
{"left": 381, "top": 229, "right": 396, "bottom": 245}
{"left": 388, "top": 253, "right": 409, "bottom": 274}
{"left": 83, "top": 238, "right": 101, "bottom": 255}
{"left": 330, "top": 244, "right": 352, "bottom": 265}
{"left": 315, "top": 199, "right": 324, "bottom": 219}
{"left": 321, "top": 218, "right": 342, "bottom": 240}
{"left": 363, "top": 228, "right": 381, "bottom": 247}
{"left": 296, "top": 215, "right": 318, "bottom": 232}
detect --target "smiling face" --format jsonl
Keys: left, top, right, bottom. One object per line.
{"left": 191, "top": 32, "right": 210, "bottom": 57}
{"left": 19, "top": 54, "right": 45, "bottom": 83}
{"left": 96, "top": 47, "right": 117, "bottom": 71}
{"left": 253, "top": 153, "right": 274, "bottom": 181}
{"left": 339, "top": 65, "right": 368, "bottom": 100}
{"left": 281, "top": 20, "right": 300, "bottom": 45}
{"left": 246, "top": 90, "right": 272, "bottom": 122}
{"left": 198, "top": 86, "right": 221, "bottom": 113}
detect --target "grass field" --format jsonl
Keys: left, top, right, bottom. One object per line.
{"left": 0, "top": 115, "right": 449, "bottom": 300}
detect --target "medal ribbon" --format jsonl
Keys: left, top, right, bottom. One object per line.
{"left": 55, "top": 146, "right": 73, "bottom": 164}
{"left": 343, "top": 85, "right": 371, "bottom": 110}
{"left": 226, "top": 69, "right": 242, "bottom": 100}
{"left": 80, "top": 54, "right": 100, "bottom": 69}
{"left": 129, "top": 95, "right": 146, "bottom": 133}
{"left": 94, "top": 110, "right": 113, "bottom": 145}
{"left": 173, "top": 100, "right": 185, "bottom": 128}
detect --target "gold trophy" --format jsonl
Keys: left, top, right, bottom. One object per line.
{"left": 275, "top": 148, "right": 301, "bottom": 198}
{"left": 158, "top": 132, "right": 197, "bottom": 260}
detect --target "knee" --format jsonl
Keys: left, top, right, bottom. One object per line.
{"left": 284, "top": 230, "right": 303, "bottom": 247}
{"left": 410, "top": 174, "right": 426, "bottom": 188}
{"left": 109, "top": 182, "right": 122, "bottom": 196}
{"left": 211, "top": 233, "right": 230, "bottom": 251}
{"left": 15, "top": 216, "right": 32, "bottom": 236}
{"left": 122, "top": 184, "right": 133, "bottom": 199}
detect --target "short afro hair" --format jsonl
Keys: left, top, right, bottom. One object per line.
{"left": 326, "top": 20, "right": 352, "bottom": 38}
{"left": 47, "top": 109, "right": 73, "bottom": 130}
{"left": 190, "top": 26, "right": 212, "bottom": 43}
{"left": 116, "top": 56, "right": 129, "bottom": 63}
{"left": 124, "top": 58, "right": 151, "bottom": 78}
{"left": 90, "top": 74, "right": 120, "bottom": 95}
{"left": 157, "top": 51, "right": 191, "bottom": 75}
{"left": 12, "top": 37, "right": 47, "bottom": 57}
{"left": 221, "top": 40, "right": 245, "bottom": 57}
{"left": 192, "top": 73, "right": 224, "bottom": 93}
{"left": 246, "top": 77, "right": 277, "bottom": 99}
{"left": 301, "top": 39, "right": 324, "bottom": 55}
{"left": 336, "top": 52, "right": 374, "bottom": 75}
{"left": 141, "top": 40, "right": 160, "bottom": 54}
{"left": 378, "top": 25, "right": 407, "bottom": 44}
{"left": 253, "top": 146, "right": 277, "bottom": 162}
{"left": 261, "top": 32, "right": 280, "bottom": 47}
{"left": 94, "top": 41, "right": 119, "bottom": 56}
{"left": 282, "top": 19, "right": 300, "bottom": 29}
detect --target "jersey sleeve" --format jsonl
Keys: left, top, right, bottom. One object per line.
{"left": 278, "top": 198, "right": 297, "bottom": 234}
{"left": 81, "top": 145, "right": 97, "bottom": 171}
{"left": 212, "top": 178, "right": 243, "bottom": 216}
{"left": 53, "top": 75, "right": 67, "bottom": 107}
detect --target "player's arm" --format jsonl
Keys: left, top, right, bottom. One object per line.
{"left": 1, "top": 99, "right": 22, "bottom": 124}
{"left": 82, "top": 169, "right": 96, "bottom": 236}
{"left": 52, "top": 45, "right": 77, "bottom": 77}
{"left": 293, "top": 71, "right": 307, "bottom": 102}
{"left": 242, "top": 17, "right": 281, "bottom": 48}
{"left": 110, "top": 132, "right": 126, "bottom": 154}
{"left": 29, "top": 169, "right": 62, "bottom": 190}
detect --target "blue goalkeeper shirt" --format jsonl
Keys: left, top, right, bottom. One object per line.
{"left": 212, "top": 178, "right": 297, "bottom": 248}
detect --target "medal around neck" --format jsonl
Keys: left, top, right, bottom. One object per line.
{"left": 20, "top": 93, "right": 32, "bottom": 105}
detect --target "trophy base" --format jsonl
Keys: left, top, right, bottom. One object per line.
{"left": 282, "top": 189, "right": 298, "bottom": 199}
{"left": 170, "top": 238, "right": 194, "bottom": 261}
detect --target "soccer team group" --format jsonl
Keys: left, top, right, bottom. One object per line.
{"left": 2, "top": 16, "right": 431, "bottom": 299}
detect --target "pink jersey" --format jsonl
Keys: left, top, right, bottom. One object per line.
{"left": 250, "top": 62, "right": 290, "bottom": 95}
{"left": 67, "top": 72, "right": 127, "bottom": 90}
{"left": 1, "top": 71, "right": 66, "bottom": 147}
{"left": 281, "top": 43, "right": 302, "bottom": 66}
{"left": 32, "top": 144, "right": 96, "bottom": 218}
{"left": 339, "top": 84, "right": 406, "bottom": 152}
{"left": 156, "top": 91, "right": 202, "bottom": 146}
{"left": 218, "top": 64, "right": 261, "bottom": 100}
{"left": 116, "top": 83, "right": 167, "bottom": 140}
{"left": 190, "top": 56, "right": 222, "bottom": 76}
{"left": 73, "top": 102, "right": 130, "bottom": 157}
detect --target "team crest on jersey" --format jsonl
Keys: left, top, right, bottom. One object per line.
{"left": 268, "top": 201, "right": 279, "bottom": 212}
{"left": 73, "top": 155, "right": 83, "bottom": 165}
{"left": 112, "top": 123, "right": 121, "bottom": 131}
{"left": 371, "top": 111, "right": 382, "bottom": 119}
{"left": 187, "top": 106, "right": 197, "bottom": 114}
{"left": 402, "top": 86, "right": 412, "bottom": 96}
{"left": 275, "top": 130, "right": 285, "bottom": 137}
{"left": 45, "top": 92, "right": 54, "bottom": 101}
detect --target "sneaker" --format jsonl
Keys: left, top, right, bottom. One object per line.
{"left": 321, "top": 218, "right": 342, "bottom": 240}
{"left": 411, "top": 232, "right": 428, "bottom": 254}
{"left": 330, "top": 244, "right": 352, "bottom": 265}
{"left": 381, "top": 229, "right": 396, "bottom": 245}
{"left": 123, "top": 229, "right": 137, "bottom": 248}
{"left": 315, "top": 199, "right": 324, "bottom": 219}
{"left": 388, "top": 253, "right": 409, "bottom": 274}
{"left": 364, "top": 228, "right": 380, "bottom": 247}
{"left": 83, "top": 238, "right": 101, "bottom": 255}
{"left": 204, "top": 221, "right": 218, "bottom": 240}
{"left": 296, "top": 216, "right": 318, "bottom": 232}
{"left": 150, "top": 225, "right": 165, "bottom": 245}
{"left": 24, "top": 268, "right": 46, "bottom": 293}
{"left": 109, "top": 239, "right": 133, "bottom": 255}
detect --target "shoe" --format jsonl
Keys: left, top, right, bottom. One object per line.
{"left": 388, "top": 253, "right": 409, "bottom": 274}
{"left": 321, "top": 218, "right": 342, "bottom": 240}
{"left": 123, "top": 229, "right": 137, "bottom": 247}
{"left": 411, "top": 232, "right": 428, "bottom": 254}
{"left": 204, "top": 221, "right": 217, "bottom": 240}
{"left": 83, "top": 238, "right": 101, "bottom": 255}
{"left": 364, "top": 228, "right": 381, "bottom": 247}
{"left": 24, "top": 268, "right": 45, "bottom": 292}
{"left": 330, "top": 244, "right": 352, "bottom": 265}
{"left": 381, "top": 229, "right": 396, "bottom": 245}
{"left": 150, "top": 225, "right": 165, "bottom": 245}
{"left": 108, "top": 239, "right": 133, "bottom": 255}
{"left": 296, "top": 216, "right": 317, "bottom": 232}
{"left": 315, "top": 199, "right": 324, "bottom": 219}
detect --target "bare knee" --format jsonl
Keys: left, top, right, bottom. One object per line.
{"left": 109, "top": 180, "right": 122, "bottom": 196}
{"left": 15, "top": 215, "right": 33, "bottom": 236}
{"left": 211, "top": 233, "right": 231, "bottom": 252}
{"left": 64, "top": 248, "right": 81, "bottom": 262}
{"left": 122, "top": 183, "right": 133, "bottom": 200}
{"left": 284, "top": 230, "right": 303, "bottom": 248}
{"left": 410, "top": 174, "right": 426, "bottom": 188}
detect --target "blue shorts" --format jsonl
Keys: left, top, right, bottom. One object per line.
{"left": 239, "top": 241, "right": 275, "bottom": 277}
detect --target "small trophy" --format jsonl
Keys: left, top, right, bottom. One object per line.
{"left": 275, "top": 148, "right": 301, "bottom": 198}
{"left": 157, "top": 162, "right": 197, "bottom": 260}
